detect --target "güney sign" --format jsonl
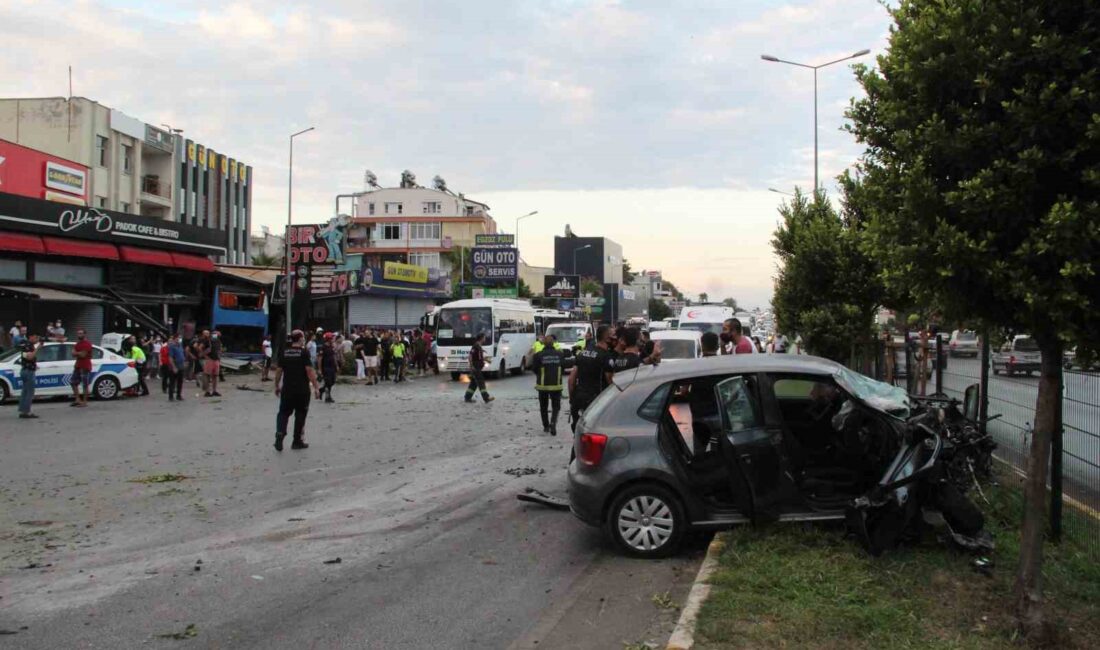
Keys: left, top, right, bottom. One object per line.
{"left": 0, "top": 191, "right": 227, "bottom": 255}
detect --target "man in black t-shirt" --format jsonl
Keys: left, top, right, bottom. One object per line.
{"left": 568, "top": 325, "right": 615, "bottom": 432}
{"left": 463, "top": 333, "right": 494, "bottom": 404}
{"left": 361, "top": 329, "right": 380, "bottom": 385}
{"left": 273, "top": 330, "right": 320, "bottom": 451}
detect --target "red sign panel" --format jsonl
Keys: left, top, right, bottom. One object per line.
{"left": 0, "top": 140, "right": 89, "bottom": 204}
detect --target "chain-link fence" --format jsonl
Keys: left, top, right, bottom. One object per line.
{"left": 849, "top": 334, "right": 1099, "bottom": 556}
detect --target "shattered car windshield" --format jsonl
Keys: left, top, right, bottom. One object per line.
{"left": 834, "top": 367, "right": 911, "bottom": 419}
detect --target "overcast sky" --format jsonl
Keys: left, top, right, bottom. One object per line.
{"left": 0, "top": 0, "right": 892, "bottom": 308}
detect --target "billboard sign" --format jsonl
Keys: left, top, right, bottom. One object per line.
{"left": 474, "top": 233, "right": 514, "bottom": 246}
{"left": 0, "top": 191, "right": 226, "bottom": 255}
{"left": 471, "top": 246, "right": 517, "bottom": 282}
{"left": 472, "top": 286, "right": 518, "bottom": 299}
{"left": 544, "top": 274, "right": 579, "bottom": 299}
{"left": 0, "top": 140, "right": 89, "bottom": 204}
{"left": 286, "top": 216, "right": 350, "bottom": 266}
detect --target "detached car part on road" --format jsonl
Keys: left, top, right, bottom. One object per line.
{"left": 567, "top": 355, "right": 993, "bottom": 558}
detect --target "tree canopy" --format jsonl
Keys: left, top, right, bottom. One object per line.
{"left": 771, "top": 189, "right": 882, "bottom": 362}
{"left": 845, "top": 0, "right": 1100, "bottom": 637}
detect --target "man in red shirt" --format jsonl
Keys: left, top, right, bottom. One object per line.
{"left": 721, "top": 318, "right": 755, "bottom": 355}
{"left": 70, "top": 328, "right": 94, "bottom": 407}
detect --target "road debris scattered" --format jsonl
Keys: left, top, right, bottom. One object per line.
{"left": 504, "top": 467, "right": 545, "bottom": 478}
{"left": 516, "top": 487, "right": 569, "bottom": 510}
{"left": 156, "top": 623, "right": 198, "bottom": 640}
{"left": 128, "top": 473, "right": 190, "bottom": 484}
{"left": 323, "top": 558, "right": 342, "bottom": 565}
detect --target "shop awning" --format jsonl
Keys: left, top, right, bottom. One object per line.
{"left": 0, "top": 232, "right": 46, "bottom": 254}
{"left": 119, "top": 245, "right": 175, "bottom": 267}
{"left": 0, "top": 284, "right": 102, "bottom": 303}
{"left": 42, "top": 236, "right": 120, "bottom": 260}
{"left": 170, "top": 252, "right": 215, "bottom": 272}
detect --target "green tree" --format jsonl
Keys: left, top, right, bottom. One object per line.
{"left": 251, "top": 252, "right": 281, "bottom": 267}
{"left": 581, "top": 277, "right": 603, "bottom": 297}
{"left": 771, "top": 188, "right": 882, "bottom": 362}
{"left": 698, "top": 292, "right": 709, "bottom": 303}
{"left": 721, "top": 297, "right": 739, "bottom": 310}
{"left": 621, "top": 258, "right": 636, "bottom": 284}
{"left": 441, "top": 246, "right": 473, "bottom": 299}
{"left": 846, "top": 1, "right": 1100, "bottom": 637}
{"left": 517, "top": 277, "right": 533, "bottom": 299}
{"left": 647, "top": 298, "right": 672, "bottom": 321}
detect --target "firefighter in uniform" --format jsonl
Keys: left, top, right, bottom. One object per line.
{"left": 532, "top": 333, "right": 565, "bottom": 435}
{"left": 463, "top": 332, "right": 495, "bottom": 403}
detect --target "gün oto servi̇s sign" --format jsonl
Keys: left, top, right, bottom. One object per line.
{"left": 471, "top": 246, "right": 517, "bottom": 282}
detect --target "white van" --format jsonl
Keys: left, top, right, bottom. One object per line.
{"left": 650, "top": 330, "right": 702, "bottom": 362}
{"left": 677, "top": 305, "right": 734, "bottom": 336}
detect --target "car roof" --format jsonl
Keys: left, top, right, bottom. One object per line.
{"left": 617, "top": 354, "right": 845, "bottom": 391}
{"left": 650, "top": 330, "right": 700, "bottom": 341}
{"left": 546, "top": 322, "right": 590, "bottom": 328}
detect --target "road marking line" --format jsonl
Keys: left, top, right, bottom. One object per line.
{"left": 666, "top": 534, "right": 725, "bottom": 650}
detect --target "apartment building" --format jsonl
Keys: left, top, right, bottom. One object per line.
{"left": 0, "top": 96, "right": 251, "bottom": 263}
{"left": 348, "top": 177, "right": 497, "bottom": 274}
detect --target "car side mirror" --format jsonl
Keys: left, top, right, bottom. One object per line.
{"left": 963, "top": 383, "right": 980, "bottom": 422}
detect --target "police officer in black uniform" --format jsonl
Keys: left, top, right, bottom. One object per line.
{"left": 464, "top": 332, "right": 495, "bottom": 403}
{"left": 532, "top": 333, "right": 565, "bottom": 435}
{"left": 273, "top": 330, "right": 320, "bottom": 451}
{"left": 568, "top": 324, "right": 615, "bottom": 432}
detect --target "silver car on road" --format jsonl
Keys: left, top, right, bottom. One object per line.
{"left": 568, "top": 354, "right": 984, "bottom": 558}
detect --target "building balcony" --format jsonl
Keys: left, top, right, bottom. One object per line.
{"left": 141, "top": 176, "right": 173, "bottom": 206}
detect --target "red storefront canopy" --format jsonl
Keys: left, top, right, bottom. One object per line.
{"left": 0, "top": 232, "right": 46, "bottom": 254}
{"left": 170, "top": 252, "right": 215, "bottom": 272}
{"left": 119, "top": 245, "right": 175, "bottom": 267}
{"left": 42, "top": 235, "right": 120, "bottom": 260}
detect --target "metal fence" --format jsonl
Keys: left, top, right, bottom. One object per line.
{"left": 849, "top": 334, "right": 1100, "bottom": 555}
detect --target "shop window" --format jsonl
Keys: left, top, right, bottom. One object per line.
{"left": 35, "top": 261, "right": 104, "bottom": 286}
{"left": 0, "top": 259, "right": 27, "bottom": 281}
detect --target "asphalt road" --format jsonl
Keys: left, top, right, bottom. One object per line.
{"left": 0, "top": 370, "right": 705, "bottom": 649}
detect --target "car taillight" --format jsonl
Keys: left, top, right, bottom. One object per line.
{"left": 127, "top": 361, "right": 136, "bottom": 368}
{"left": 1009, "top": 355, "right": 1016, "bottom": 365}
{"left": 577, "top": 433, "right": 608, "bottom": 467}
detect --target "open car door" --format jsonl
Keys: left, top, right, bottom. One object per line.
{"left": 714, "top": 376, "right": 795, "bottom": 523}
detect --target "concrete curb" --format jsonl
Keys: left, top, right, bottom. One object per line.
{"left": 666, "top": 534, "right": 726, "bottom": 650}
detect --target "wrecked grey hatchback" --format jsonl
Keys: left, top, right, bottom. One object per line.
{"left": 567, "top": 355, "right": 988, "bottom": 558}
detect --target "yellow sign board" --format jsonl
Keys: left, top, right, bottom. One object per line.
{"left": 187, "top": 142, "right": 195, "bottom": 162}
{"left": 196, "top": 145, "right": 206, "bottom": 167}
{"left": 383, "top": 261, "right": 429, "bottom": 284}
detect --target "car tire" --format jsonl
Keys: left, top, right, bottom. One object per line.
{"left": 496, "top": 360, "right": 506, "bottom": 379}
{"left": 605, "top": 483, "right": 686, "bottom": 559}
{"left": 93, "top": 375, "right": 121, "bottom": 401}
{"left": 512, "top": 358, "right": 526, "bottom": 376}
{"left": 0, "top": 380, "right": 9, "bottom": 403}
{"left": 450, "top": 372, "right": 461, "bottom": 381}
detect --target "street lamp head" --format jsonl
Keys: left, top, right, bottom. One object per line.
{"left": 760, "top": 54, "right": 780, "bottom": 62}
{"left": 579, "top": 244, "right": 592, "bottom": 251}
{"left": 291, "top": 126, "right": 316, "bottom": 139}
{"left": 852, "top": 49, "right": 871, "bottom": 58}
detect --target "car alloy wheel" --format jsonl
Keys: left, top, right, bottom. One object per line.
{"left": 606, "top": 483, "right": 685, "bottom": 558}
{"left": 0, "top": 380, "right": 9, "bottom": 403}
{"left": 618, "top": 496, "right": 674, "bottom": 551}
{"left": 94, "top": 376, "right": 120, "bottom": 400}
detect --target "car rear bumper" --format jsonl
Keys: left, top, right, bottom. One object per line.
{"left": 567, "top": 462, "right": 605, "bottom": 527}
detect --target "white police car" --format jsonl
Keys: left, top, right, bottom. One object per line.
{"left": 0, "top": 341, "right": 139, "bottom": 403}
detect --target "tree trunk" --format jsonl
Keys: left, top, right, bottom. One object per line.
{"left": 1012, "top": 337, "right": 1062, "bottom": 641}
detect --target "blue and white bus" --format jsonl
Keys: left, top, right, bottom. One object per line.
{"left": 211, "top": 285, "right": 269, "bottom": 357}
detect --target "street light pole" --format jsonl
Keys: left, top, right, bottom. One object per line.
{"left": 285, "top": 126, "right": 315, "bottom": 332}
{"left": 760, "top": 49, "right": 870, "bottom": 193}
{"left": 514, "top": 210, "right": 538, "bottom": 296}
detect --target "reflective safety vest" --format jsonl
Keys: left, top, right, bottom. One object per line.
{"left": 533, "top": 348, "right": 564, "bottom": 391}
{"left": 532, "top": 340, "right": 563, "bottom": 354}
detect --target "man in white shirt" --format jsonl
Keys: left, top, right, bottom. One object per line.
{"left": 261, "top": 334, "right": 273, "bottom": 382}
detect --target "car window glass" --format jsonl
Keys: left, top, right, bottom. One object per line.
{"left": 91, "top": 347, "right": 104, "bottom": 359}
{"left": 637, "top": 383, "right": 671, "bottom": 422}
{"left": 716, "top": 376, "right": 761, "bottom": 432}
{"left": 667, "top": 375, "right": 734, "bottom": 454}
{"left": 36, "top": 345, "right": 66, "bottom": 362}
{"left": 772, "top": 378, "right": 816, "bottom": 400}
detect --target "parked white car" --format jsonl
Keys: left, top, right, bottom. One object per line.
{"left": 651, "top": 330, "right": 702, "bottom": 361}
{"left": 0, "top": 342, "right": 139, "bottom": 402}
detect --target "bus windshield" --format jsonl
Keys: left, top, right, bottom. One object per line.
{"left": 546, "top": 325, "right": 587, "bottom": 344}
{"left": 437, "top": 308, "right": 492, "bottom": 346}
